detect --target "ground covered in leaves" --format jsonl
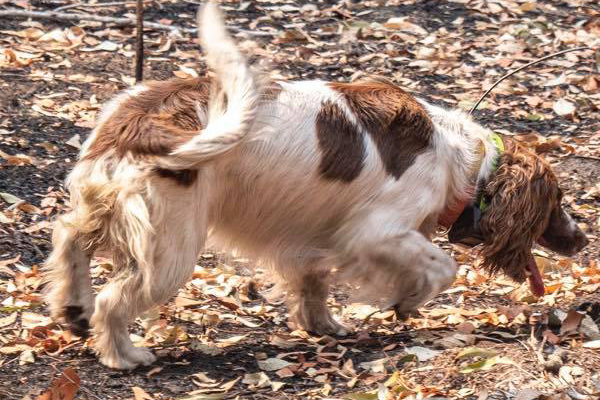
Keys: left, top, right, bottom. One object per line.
{"left": 1, "top": 0, "right": 600, "bottom": 399}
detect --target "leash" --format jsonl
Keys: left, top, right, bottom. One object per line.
{"left": 135, "top": 0, "right": 144, "bottom": 83}
{"left": 469, "top": 46, "right": 593, "bottom": 114}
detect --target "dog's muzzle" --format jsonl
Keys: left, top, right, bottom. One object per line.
{"left": 448, "top": 203, "right": 484, "bottom": 247}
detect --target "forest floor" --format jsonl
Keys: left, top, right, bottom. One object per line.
{"left": 0, "top": 0, "right": 599, "bottom": 399}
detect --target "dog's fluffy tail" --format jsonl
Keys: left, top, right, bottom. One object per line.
{"left": 164, "top": 2, "right": 259, "bottom": 169}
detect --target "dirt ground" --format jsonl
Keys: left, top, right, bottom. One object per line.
{"left": 0, "top": 0, "right": 599, "bottom": 399}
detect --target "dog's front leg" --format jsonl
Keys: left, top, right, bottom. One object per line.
{"left": 338, "top": 230, "right": 458, "bottom": 316}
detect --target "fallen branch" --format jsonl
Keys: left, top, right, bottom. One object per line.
{"left": 569, "top": 154, "right": 600, "bottom": 162}
{"left": 54, "top": 1, "right": 137, "bottom": 13}
{"left": 0, "top": 8, "right": 186, "bottom": 35}
{"left": 0, "top": 8, "right": 275, "bottom": 37}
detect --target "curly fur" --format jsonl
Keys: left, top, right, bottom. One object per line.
{"left": 479, "top": 139, "right": 559, "bottom": 281}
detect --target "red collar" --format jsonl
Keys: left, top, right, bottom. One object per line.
{"left": 438, "top": 134, "right": 505, "bottom": 229}
{"left": 438, "top": 139, "right": 486, "bottom": 228}
{"left": 438, "top": 190, "right": 475, "bottom": 228}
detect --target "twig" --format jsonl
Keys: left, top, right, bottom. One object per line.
{"left": 54, "top": 1, "right": 136, "bottom": 12}
{"left": 290, "top": 24, "right": 322, "bottom": 46}
{"left": 0, "top": 73, "right": 27, "bottom": 78}
{"left": 0, "top": 8, "right": 276, "bottom": 37}
{"left": 135, "top": 0, "right": 144, "bottom": 83}
{"left": 469, "top": 46, "right": 592, "bottom": 114}
{"left": 0, "top": 8, "right": 186, "bottom": 35}
{"left": 569, "top": 154, "right": 600, "bottom": 162}
{"left": 358, "top": 308, "right": 385, "bottom": 329}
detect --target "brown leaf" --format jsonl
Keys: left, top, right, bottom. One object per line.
{"left": 275, "top": 367, "right": 295, "bottom": 378}
{"left": 582, "top": 75, "right": 599, "bottom": 92}
{"left": 456, "top": 321, "right": 476, "bottom": 334}
{"left": 132, "top": 386, "right": 154, "bottom": 400}
{"left": 18, "top": 203, "right": 42, "bottom": 214}
{"left": 535, "top": 137, "right": 563, "bottom": 154}
{"left": 0, "top": 27, "right": 44, "bottom": 40}
{"left": 543, "top": 329, "right": 561, "bottom": 345}
{"left": 514, "top": 388, "right": 543, "bottom": 400}
{"left": 35, "top": 367, "right": 80, "bottom": 400}
{"left": 1, "top": 48, "right": 38, "bottom": 67}
{"left": 560, "top": 309, "right": 584, "bottom": 335}
{"left": 0, "top": 149, "right": 34, "bottom": 165}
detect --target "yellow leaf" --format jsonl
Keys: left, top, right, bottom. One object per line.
{"left": 519, "top": 2, "right": 536, "bottom": 12}
{"left": 456, "top": 347, "right": 497, "bottom": 359}
{"left": 132, "top": 386, "right": 154, "bottom": 400}
{"left": 460, "top": 356, "right": 514, "bottom": 373}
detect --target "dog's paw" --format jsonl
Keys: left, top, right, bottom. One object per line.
{"left": 392, "top": 305, "right": 421, "bottom": 321}
{"left": 292, "top": 312, "right": 350, "bottom": 337}
{"left": 64, "top": 305, "right": 91, "bottom": 338}
{"left": 129, "top": 346, "right": 157, "bottom": 366}
{"left": 100, "top": 346, "right": 157, "bottom": 370}
{"left": 315, "top": 318, "right": 350, "bottom": 337}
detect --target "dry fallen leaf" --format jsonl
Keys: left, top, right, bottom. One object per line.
{"left": 257, "top": 357, "right": 292, "bottom": 372}
{"left": 560, "top": 309, "right": 584, "bottom": 335}
{"left": 132, "top": 386, "right": 154, "bottom": 400}
{"left": 0, "top": 312, "right": 17, "bottom": 328}
{"left": 35, "top": 367, "right": 80, "bottom": 400}
{"left": 65, "top": 134, "right": 82, "bottom": 149}
{"left": 552, "top": 99, "right": 576, "bottom": 118}
{"left": 582, "top": 340, "right": 600, "bottom": 348}
{"left": 384, "top": 17, "right": 428, "bottom": 35}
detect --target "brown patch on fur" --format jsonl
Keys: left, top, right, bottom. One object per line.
{"left": 262, "top": 81, "right": 282, "bottom": 101}
{"left": 154, "top": 168, "right": 198, "bottom": 186}
{"left": 315, "top": 101, "right": 365, "bottom": 181}
{"left": 84, "top": 77, "right": 210, "bottom": 160}
{"left": 330, "top": 79, "right": 433, "bottom": 179}
{"left": 479, "top": 137, "right": 560, "bottom": 281}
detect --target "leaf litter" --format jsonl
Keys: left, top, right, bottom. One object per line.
{"left": 1, "top": 0, "right": 599, "bottom": 399}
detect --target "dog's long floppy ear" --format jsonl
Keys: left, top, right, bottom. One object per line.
{"left": 478, "top": 140, "right": 558, "bottom": 282}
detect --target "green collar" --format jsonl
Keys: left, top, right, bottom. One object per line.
{"left": 478, "top": 133, "right": 505, "bottom": 212}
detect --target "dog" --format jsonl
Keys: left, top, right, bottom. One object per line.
{"left": 44, "top": 3, "right": 588, "bottom": 369}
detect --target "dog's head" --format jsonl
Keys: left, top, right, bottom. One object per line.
{"left": 478, "top": 138, "right": 587, "bottom": 295}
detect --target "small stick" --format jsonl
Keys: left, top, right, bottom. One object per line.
{"left": 469, "top": 46, "right": 592, "bottom": 114}
{"left": 54, "top": 1, "right": 136, "bottom": 13}
{"left": 570, "top": 154, "right": 600, "bottom": 162}
{"left": 358, "top": 308, "right": 385, "bottom": 329}
{"left": 135, "top": 0, "right": 144, "bottom": 83}
{"left": 0, "top": 8, "right": 275, "bottom": 37}
{"left": 0, "top": 9, "right": 185, "bottom": 35}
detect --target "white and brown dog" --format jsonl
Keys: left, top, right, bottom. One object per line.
{"left": 45, "top": 3, "right": 588, "bottom": 369}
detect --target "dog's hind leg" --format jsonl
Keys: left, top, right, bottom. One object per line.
{"left": 45, "top": 214, "right": 94, "bottom": 338}
{"left": 91, "top": 183, "right": 206, "bottom": 370}
{"left": 287, "top": 270, "right": 348, "bottom": 336}
{"left": 275, "top": 252, "right": 348, "bottom": 336}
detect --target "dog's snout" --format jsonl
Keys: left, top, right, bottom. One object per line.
{"left": 538, "top": 208, "right": 589, "bottom": 256}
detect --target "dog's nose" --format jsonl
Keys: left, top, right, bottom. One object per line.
{"left": 572, "top": 227, "right": 589, "bottom": 253}
{"left": 576, "top": 231, "right": 589, "bottom": 252}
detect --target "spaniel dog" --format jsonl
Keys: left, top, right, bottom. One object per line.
{"left": 45, "top": 3, "right": 588, "bottom": 369}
